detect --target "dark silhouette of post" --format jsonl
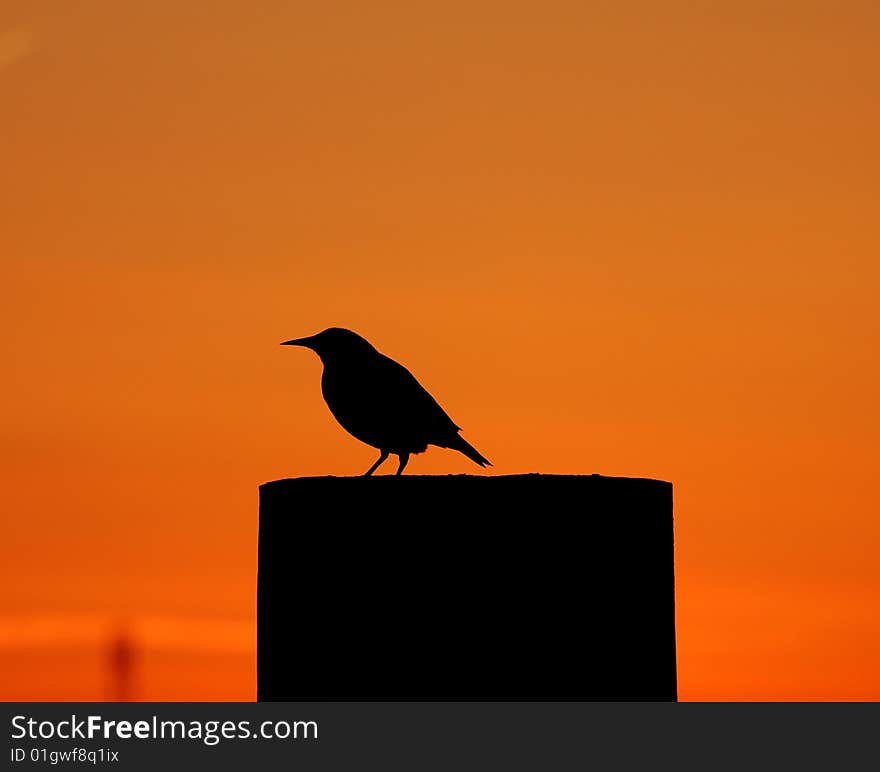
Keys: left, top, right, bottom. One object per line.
{"left": 258, "top": 474, "right": 676, "bottom": 701}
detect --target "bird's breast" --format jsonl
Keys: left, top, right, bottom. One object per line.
{"left": 320, "top": 366, "right": 388, "bottom": 446}
{"left": 320, "top": 366, "right": 369, "bottom": 418}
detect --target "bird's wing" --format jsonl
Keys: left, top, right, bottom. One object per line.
{"left": 374, "top": 354, "right": 461, "bottom": 435}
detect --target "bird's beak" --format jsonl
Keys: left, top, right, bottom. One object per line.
{"left": 280, "top": 336, "right": 315, "bottom": 348}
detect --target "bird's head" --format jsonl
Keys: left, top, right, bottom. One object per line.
{"left": 280, "top": 327, "right": 377, "bottom": 363}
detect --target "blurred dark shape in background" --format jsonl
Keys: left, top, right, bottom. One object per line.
{"left": 107, "top": 621, "right": 136, "bottom": 701}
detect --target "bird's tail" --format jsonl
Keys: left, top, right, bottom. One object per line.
{"left": 446, "top": 434, "right": 492, "bottom": 468}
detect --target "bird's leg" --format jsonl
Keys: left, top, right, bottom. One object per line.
{"left": 395, "top": 453, "right": 410, "bottom": 476}
{"left": 364, "top": 450, "right": 389, "bottom": 476}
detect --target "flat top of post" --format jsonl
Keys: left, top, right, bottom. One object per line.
{"left": 260, "top": 473, "right": 672, "bottom": 493}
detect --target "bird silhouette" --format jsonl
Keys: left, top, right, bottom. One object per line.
{"left": 281, "top": 328, "right": 491, "bottom": 475}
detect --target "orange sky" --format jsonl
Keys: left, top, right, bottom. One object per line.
{"left": 2, "top": 1, "right": 879, "bottom": 700}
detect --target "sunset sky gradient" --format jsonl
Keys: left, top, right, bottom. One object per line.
{"left": 2, "top": 1, "right": 879, "bottom": 700}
